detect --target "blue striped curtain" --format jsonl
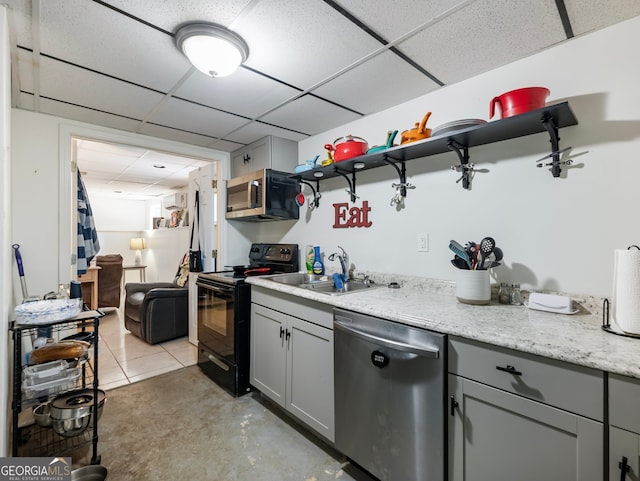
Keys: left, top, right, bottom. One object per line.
{"left": 77, "top": 170, "right": 100, "bottom": 275}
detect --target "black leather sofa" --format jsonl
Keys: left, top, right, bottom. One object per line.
{"left": 124, "top": 282, "right": 188, "bottom": 344}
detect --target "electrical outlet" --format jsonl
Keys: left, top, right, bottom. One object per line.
{"left": 417, "top": 233, "right": 429, "bottom": 252}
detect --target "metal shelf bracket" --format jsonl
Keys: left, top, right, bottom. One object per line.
{"left": 384, "top": 156, "right": 411, "bottom": 197}
{"left": 299, "top": 179, "right": 321, "bottom": 208}
{"left": 334, "top": 166, "right": 358, "bottom": 203}
{"left": 540, "top": 114, "right": 573, "bottom": 177}
{"left": 448, "top": 140, "right": 474, "bottom": 190}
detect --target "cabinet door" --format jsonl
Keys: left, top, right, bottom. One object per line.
{"left": 449, "top": 375, "right": 603, "bottom": 481}
{"left": 286, "top": 316, "right": 334, "bottom": 442}
{"left": 232, "top": 137, "right": 270, "bottom": 177}
{"left": 250, "top": 304, "right": 287, "bottom": 408}
{"left": 610, "top": 426, "right": 640, "bottom": 481}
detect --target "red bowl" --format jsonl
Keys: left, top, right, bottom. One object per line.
{"left": 490, "top": 87, "right": 550, "bottom": 119}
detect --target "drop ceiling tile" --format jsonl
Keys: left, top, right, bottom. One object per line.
{"left": 146, "top": 97, "right": 249, "bottom": 138}
{"left": 234, "top": 0, "right": 382, "bottom": 89}
{"left": 38, "top": 98, "right": 142, "bottom": 132}
{"left": 105, "top": 0, "right": 253, "bottom": 32}
{"left": 564, "top": 0, "right": 640, "bottom": 35}
{"left": 260, "top": 95, "right": 362, "bottom": 137}
{"left": 16, "top": 49, "right": 34, "bottom": 94}
{"left": 136, "top": 123, "right": 218, "bottom": 148}
{"left": 39, "top": 57, "right": 164, "bottom": 121}
{"left": 39, "top": 0, "right": 190, "bottom": 92}
{"left": 205, "top": 138, "right": 245, "bottom": 152}
{"left": 332, "top": 0, "right": 455, "bottom": 41}
{"left": 223, "top": 122, "right": 309, "bottom": 145}
{"left": 77, "top": 139, "right": 147, "bottom": 158}
{"left": 16, "top": 92, "right": 35, "bottom": 111}
{"left": 397, "top": 0, "right": 566, "bottom": 85}
{"left": 175, "top": 67, "right": 299, "bottom": 119}
{"left": 6, "top": 0, "right": 32, "bottom": 47}
{"left": 313, "top": 51, "right": 439, "bottom": 115}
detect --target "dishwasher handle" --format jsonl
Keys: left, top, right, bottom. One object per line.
{"left": 334, "top": 320, "right": 439, "bottom": 358}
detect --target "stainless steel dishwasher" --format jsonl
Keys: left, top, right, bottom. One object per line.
{"left": 334, "top": 308, "right": 446, "bottom": 481}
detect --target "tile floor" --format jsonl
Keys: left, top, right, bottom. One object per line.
{"left": 96, "top": 307, "right": 198, "bottom": 391}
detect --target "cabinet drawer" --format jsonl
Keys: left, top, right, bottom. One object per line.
{"left": 251, "top": 286, "right": 333, "bottom": 329}
{"left": 610, "top": 373, "right": 640, "bottom": 432}
{"left": 449, "top": 336, "right": 604, "bottom": 420}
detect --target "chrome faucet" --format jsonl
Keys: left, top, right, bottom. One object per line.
{"left": 328, "top": 246, "right": 349, "bottom": 281}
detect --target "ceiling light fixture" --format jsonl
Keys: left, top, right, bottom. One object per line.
{"left": 175, "top": 22, "right": 249, "bottom": 78}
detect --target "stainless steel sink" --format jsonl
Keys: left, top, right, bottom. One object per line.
{"left": 265, "top": 272, "right": 329, "bottom": 285}
{"left": 299, "top": 280, "right": 375, "bottom": 295}
{"left": 265, "top": 273, "right": 378, "bottom": 295}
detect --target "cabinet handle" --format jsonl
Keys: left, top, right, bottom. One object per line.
{"left": 243, "top": 154, "right": 251, "bottom": 164}
{"left": 285, "top": 329, "right": 291, "bottom": 341}
{"left": 496, "top": 365, "right": 522, "bottom": 376}
{"left": 619, "top": 456, "right": 630, "bottom": 481}
{"left": 450, "top": 396, "right": 459, "bottom": 416}
{"left": 279, "top": 327, "right": 284, "bottom": 339}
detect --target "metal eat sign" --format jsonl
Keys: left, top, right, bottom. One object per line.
{"left": 333, "top": 201, "right": 372, "bottom": 228}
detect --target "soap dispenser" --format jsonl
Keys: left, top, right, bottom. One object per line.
{"left": 312, "top": 246, "right": 325, "bottom": 275}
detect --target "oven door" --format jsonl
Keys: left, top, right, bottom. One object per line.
{"left": 196, "top": 280, "right": 236, "bottom": 364}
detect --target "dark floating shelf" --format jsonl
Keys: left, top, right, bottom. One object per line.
{"left": 292, "top": 102, "right": 578, "bottom": 189}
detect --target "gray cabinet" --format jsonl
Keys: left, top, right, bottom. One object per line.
{"left": 231, "top": 135, "right": 297, "bottom": 177}
{"left": 448, "top": 337, "right": 604, "bottom": 481}
{"left": 250, "top": 287, "right": 334, "bottom": 442}
{"left": 609, "top": 374, "right": 640, "bottom": 480}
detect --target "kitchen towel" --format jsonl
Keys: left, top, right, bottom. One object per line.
{"left": 612, "top": 248, "right": 640, "bottom": 335}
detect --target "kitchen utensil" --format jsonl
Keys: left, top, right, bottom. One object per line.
{"left": 401, "top": 112, "right": 432, "bottom": 144}
{"left": 50, "top": 388, "right": 106, "bottom": 438}
{"left": 367, "top": 130, "right": 398, "bottom": 154}
{"left": 478, "top": 237, "right": 496, "bottom": 269}
{"left": 34, "top": 402, "right": 52, "bottom": 427}
{"left": 243, "top": 267, "right": 272, "bottom": 276}
{"left": 431, "top": 119, "right": 487, "bottom": 137}
{"left": 449, "top": 240, "right": 471, "bottom": 268}
{"left": 490, "top": 87, "right": 550, "bottom": 119}
{"left": 329, "top": 135, "right": 369, "bottom": 162}
{"left": 493, "top": 246, "right": 504, "bottom": 262}
{"left": 451, "top": 256, "right": 469, "bottom": 270}
{"left": 296, "top": 191, "right": 305, "bottom": 207}
{"left": 71, "top": 465, "right": 108, "bottom": 481}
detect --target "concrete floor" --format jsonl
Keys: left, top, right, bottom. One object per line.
{"left": 72, "top": 365, "right": 375, "bottom": 481}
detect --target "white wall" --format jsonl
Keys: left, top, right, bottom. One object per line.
{"left": 269, "top": 15, "right": 640, "bottom": 298}
{"left": 1, "top": 4, "right": 11, "bottom": 457}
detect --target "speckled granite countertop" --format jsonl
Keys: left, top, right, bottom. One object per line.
{"left": 247, "top": 272, "right": 640, "bottom": 380}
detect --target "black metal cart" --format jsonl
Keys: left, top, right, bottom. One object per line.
{"left": 10, "top": 309, "right": 105, "bottom": 464}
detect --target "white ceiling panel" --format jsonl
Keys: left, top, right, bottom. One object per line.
{"left": 39, "top": 57, "right": 164, "bottom": 120}
{"left": 224, "top": 121, "right": 310, "bottom": 145}
{"left": 5, "top": 1, "right": 32, "bottom": 47}
{"left": 16, "top": 49, "right": 34, "bottom": 94}
{"left": 136, "top": 123, "right": 220, "bottom": 148}
{"left": 259, "top": 95, "right": 362, "bottom": 137}
{"left": 396, "top": 0, "right": 566, "bottom": 85}
{"left": 38, "top": 0, "right": 191, "bottom": 92}
{"left": 564, "top": 0, "right": 640, "bottom": 35}
{"left": 312, "top": 51, "right": 439, "bottom": 115}
{"left": 175, "top": 67, "right": 299, "bottom": 119}
{"left": 333, "top": 0, "right": 457, "bottom": 41}
{"left": 234, "top": 0, "right": 382, "bottom": 89}
{"left": 38, "top": 98, "right": 142, "bottom": 133}
{"left": 146, "top": 97, "right": 249, "bottom": 138}
{"left": 104, "top": 0, "right": 253, "bottom": 32}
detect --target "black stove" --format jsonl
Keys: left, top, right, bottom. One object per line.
{"left": 198, "top": 243, "right": 299, "bottom": 286}
{"left": 195, "top": 243, "right": 298, "bottom": 396}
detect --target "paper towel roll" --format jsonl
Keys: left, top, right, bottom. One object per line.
{"left": 612, "top": 248, "right": 640, "bottom": 335}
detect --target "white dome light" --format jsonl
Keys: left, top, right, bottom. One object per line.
{"left": 175, "top": 23, "right": 249, "bottom": 78}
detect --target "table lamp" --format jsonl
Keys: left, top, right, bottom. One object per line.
{"left": 130, "top": 238, "right": 147, "bottom": 266}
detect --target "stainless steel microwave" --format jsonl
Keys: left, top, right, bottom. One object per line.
{"left": 225, "top": 169, "right": 299, "bottom": 221}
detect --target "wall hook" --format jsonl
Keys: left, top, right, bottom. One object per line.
{"left": 334, "top": 166, "right": 358, "bottom": 203}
